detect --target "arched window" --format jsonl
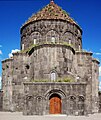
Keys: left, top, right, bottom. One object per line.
{"left": 63, "top": 32, "right": 73, "bottom": 44}
{"left": 46, "top": 30, "right": 59, "bottom": 43}
{"left": 31, "top": 32, "right": 41, "bottom": 44}
{"left": 50, "top": 72, "right": 56, "bottom": 81}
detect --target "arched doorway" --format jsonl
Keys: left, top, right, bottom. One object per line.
{"left": 49, "top": 94, "right": 61, "bottom": 114}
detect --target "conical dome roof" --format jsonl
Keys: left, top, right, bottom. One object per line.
{"left": 22, "top": 1, "right": 78, "bottom": 27}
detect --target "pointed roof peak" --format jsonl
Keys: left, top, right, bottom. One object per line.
{"left": 22, "top": 1, "right": 79, "bottom": 28}
{"left": 50, "top": 0, "right": 55, "bottom": 6}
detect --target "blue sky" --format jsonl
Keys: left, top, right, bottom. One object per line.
{"left": 0, "top": 0, "right": 101, "bottom": 89}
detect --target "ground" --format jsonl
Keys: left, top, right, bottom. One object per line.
{"left": 0, "top": 112, "right": 101, "bottom": 120}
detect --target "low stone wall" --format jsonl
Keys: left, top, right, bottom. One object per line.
{"left": 23, "top": 82, "right": 87, "bottom": 115}
{"left": 0, "top": 91, "right": 3, "bottom": 111}
{"left": 99, "top": 91, "right": 101, "bottom": 112}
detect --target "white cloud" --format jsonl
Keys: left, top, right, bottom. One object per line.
{"left": 9, "top": 49, "right": 20, "bottom": 58}
{"left": 99, "top": 66, "right": 101, "bottom": 76}
{"left": 0, "top": 50, "right": 2, "bottom": 55}
{"left": 94, "top": 52, "right": 101, "bottom": 55}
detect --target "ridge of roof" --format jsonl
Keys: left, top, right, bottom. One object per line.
{"left": 22, "top": 1, "right": 79, "bottom": 28}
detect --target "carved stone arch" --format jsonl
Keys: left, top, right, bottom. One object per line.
{"left": 31, "top": 31, "right": 42, "bottom": 44}
{"left": 25, "top": 95, "right": 33, "bottom": 105}
{"left": 45, "top": 89, "right": 66, "bottom": 114}
{"left": 51, "top": 29, "right": 60, "bottom": 34}
{"left": 46, "top": 29, "right": 59, "bottom": 35}
{"left": 68, "top": 95, "right": 76, "bottom": 100}
{"left": 45, "top": 89, "right": 66, "bottom": 100}
{"left": 36, "top": 95, "right": 44, "bottom": 101}
{"left": 26, "top": 95, "right": 33, "bottom": 101}
{"left": 24, "top": 95, "right": 33, "bottom": 105}
{"left": 78, "top": 95, "right": 85, "bottom": 101}
{"left": 46, "top": 30, "right": 59, "bottom": 43}
{"left": 63, "top": 31, "right": 73, "bottom": 44}
{"left": 64, "top": 30, "right": 73, "bottom": 35}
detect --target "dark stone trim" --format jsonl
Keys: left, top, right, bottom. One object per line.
{"left": 76, "top": 51, "right": 93, "bottom": 55}
{"left": 92, "top": 58, "right": 100, "bottom": 64}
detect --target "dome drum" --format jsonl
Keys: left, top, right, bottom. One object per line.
{"left": 21, "top": 20, "right": 82, "bottom": 51}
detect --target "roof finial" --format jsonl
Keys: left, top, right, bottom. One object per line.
{"left": 50, "top": 0, "right": 54, "bottom": 3}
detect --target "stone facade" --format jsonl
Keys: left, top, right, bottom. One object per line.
{"left": 1, "top": 1, "right": 100, "bottom": 115}
{"left": 0, "top": 90, "right": 3, "bottom": 111}
{"left": 23, "top": 82, "right": 87, "bottom": 115}
{"left": 21, "top": 20, "right": 82, "bottom": 51}
{"left": 99, "top": 92, "right": 101, "bottom": 112}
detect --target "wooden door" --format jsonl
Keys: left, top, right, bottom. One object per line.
{"left": 49, "top": 95, "right": 61, "bottom": 114}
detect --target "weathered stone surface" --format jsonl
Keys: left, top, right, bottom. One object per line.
{"left": 1, "top": 0, "right": 100, "bottom": 116}
{"left": 23, "top": 82, "right": 87, "bottom": 115}
{"left": 21, "top": 20, "right": 82, "bottom": 51}
{"left": 0, "top": 91, "right": 3, "bottom": 111}
{"left": 99, "top": 92, "right": 101, "bottom": 112}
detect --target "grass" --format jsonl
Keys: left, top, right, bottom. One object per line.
{"left": 31, "top": 77, "right": 74, "bottom": 83}
{"left": 20, "top": 42, "right": 75, "bottom": 54}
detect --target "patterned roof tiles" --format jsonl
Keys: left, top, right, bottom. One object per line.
{"left": 23, "top": 1, "right": 78, "bottom": 27}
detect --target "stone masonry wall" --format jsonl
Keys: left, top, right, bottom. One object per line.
{"left": 23, "top": 82, "right": 87, "bottom": 115}
{"left": 2, "top": 52, "right": 30, "bottom": 111}
{"left": 29, "top": 44, "right": 76, "bottom": 82}
{"left": 75, "top": 51, "right": 93, "bottom": 113}
{"left": 92, "top": 59, "right": 100, "bottom": 113}
{"left": 99, "top": 92, "right": 101, "bottom": 112}
{"left": 2, "top": 58, "right": 13, "bottom": 111}
{"left": 0, "top": 91, "right": 3, "bottom": 111}
{"left": 11, "top": 53, "right": 29, "bottom": 111}
{"left": 21, "top": 20, "right": 82, "bottom": 51}
{"left": 1, "top": 1, "right": 100, "bottom": 115}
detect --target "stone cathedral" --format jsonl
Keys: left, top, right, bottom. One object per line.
{"left": 1, "top": 0, "right": 100, "bottom": 115}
